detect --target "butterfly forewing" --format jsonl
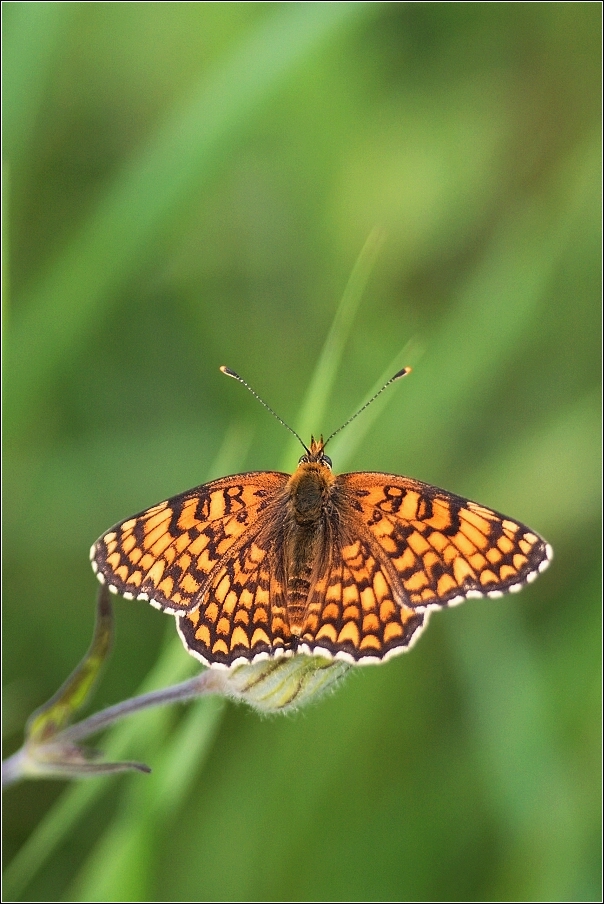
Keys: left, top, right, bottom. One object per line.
{"left": 340, "top": 473, "right": 552, "bottom": 610}
{"left": 91, "top": 471, "right": 288, "bottom": 613}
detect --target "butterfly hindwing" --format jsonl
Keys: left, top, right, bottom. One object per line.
{"left": 340, "top": 472, "right": 552, "bottom": 609}
{"left": 177, "top": 534, "right": 292, "bottom": 667}
{"left": 91, "top": 471, "right": 288, "bottom": 614}
{"left": 297, "top": 532, "right": 426, "bottom": 663}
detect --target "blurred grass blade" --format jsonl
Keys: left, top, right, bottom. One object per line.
{"left": 26, "top": 587, "right": 113, "bottom": 744}
{"left": 2, "top": 2, "right": 72, "bottom": 170}
{"left": 282, "top": 227, "right": 386, "bottom": 468}
{"left": 395, "top": 138, "right": 599, "bottom": 479}
{"left": 4, "top": 1, "right": 376, "bottom": 443}
{"left": 468, "top": 389, "right": 601, "bottom": 532}
{"left": 447, "top": 603, "right": 583, "bottom": 900}
{"left": 327, "top": 339, "right": 419, "bottom": 470}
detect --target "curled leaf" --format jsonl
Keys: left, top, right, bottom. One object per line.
{"left": 26, "top": 585, "right": 114, "bottom": 744}
{"left": 3, "top": 587, "right": 150, "bottom": 786}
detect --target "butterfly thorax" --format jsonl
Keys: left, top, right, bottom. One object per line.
{"left": 282, "top": 458, "right": 336, "bottom": 632}
{"left": 289, "top": 461, "right": 333, "bottom": 522}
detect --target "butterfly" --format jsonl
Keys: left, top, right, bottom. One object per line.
{"left": 91, "top": 367, "right": 552, "bottom": 670}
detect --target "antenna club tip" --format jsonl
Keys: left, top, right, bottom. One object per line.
{"left": 393, "top": 366, "right": 412, "bottom": 381}
{"left": 220, "top": 365, "right": 239, "bottom": 379}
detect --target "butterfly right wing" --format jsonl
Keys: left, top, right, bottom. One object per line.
{"left": 91, "top": 471, "right": 288, "bottom": 615}
{"left": 296, "top": 523, "right": 427, "bottom": 664}
{"left": 338, "top": 472, "right": 552, "bottom": 611}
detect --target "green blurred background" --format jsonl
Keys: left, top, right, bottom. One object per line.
{"left": 3, "top": 2, "right": 600, "bottom": 901}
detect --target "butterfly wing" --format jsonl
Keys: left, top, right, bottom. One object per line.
{"left": 338, "top": 472, "right": 553, "bottom": 610}
{"left": 176, "top": 534, "right": 293, "bottom": 668}
{"left": 296, "top": 525, "right": 427, "bottom": 664}
{"left": 91, "top": 471, "right": 288, "bottom": 614}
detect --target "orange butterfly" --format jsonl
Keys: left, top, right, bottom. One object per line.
{"left": 91, "top": 367, "right": 552, "bottom": 669}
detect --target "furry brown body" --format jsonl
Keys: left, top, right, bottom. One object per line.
{"left": 282, "top": 459, "right": 337, "bottom": 632}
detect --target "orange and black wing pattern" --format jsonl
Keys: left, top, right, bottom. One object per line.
{"left": 339, "top": 472, "right": 553, "bottom": 612}
{"left": 90, "top": 472, "right": 288, "bottom": 615}
{"left": 295, "top": 527, "right": 426, "bottom": 664}
{"left": 176, "top": 533, "right": 294, "bottom": 668}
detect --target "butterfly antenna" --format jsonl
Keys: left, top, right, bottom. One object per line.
{"left": 220, "top": 366, "right": 309, "bottom": 453}
{"left": 324, "top": 367, "right": 411, "bottom": 447}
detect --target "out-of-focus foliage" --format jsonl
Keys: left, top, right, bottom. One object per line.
{"left": 3, "top": 3, "right": 600, "bottom": 901}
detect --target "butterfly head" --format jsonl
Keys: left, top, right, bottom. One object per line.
{"left": 298, "top": 435, "right": 332, "bottom": 470}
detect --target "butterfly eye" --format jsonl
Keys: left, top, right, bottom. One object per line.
{"left": 298, "top": 454, "right": 309, "bottom": 464}
{"left": 322, "top": 455, "right": 332, "bottom": 469}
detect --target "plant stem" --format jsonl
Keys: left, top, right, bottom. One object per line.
{"left": 2, "top": 669, "right": 224, "bottom": 788}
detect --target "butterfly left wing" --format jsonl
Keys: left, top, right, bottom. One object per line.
{"left": 91, "top": 471, "right": 288, "bottom": 614}
{"left": 338, "top": 472, "right": 552, "bottom": 610}
{"left": 176, "top": 533, "right": 293, "bottom": 668}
